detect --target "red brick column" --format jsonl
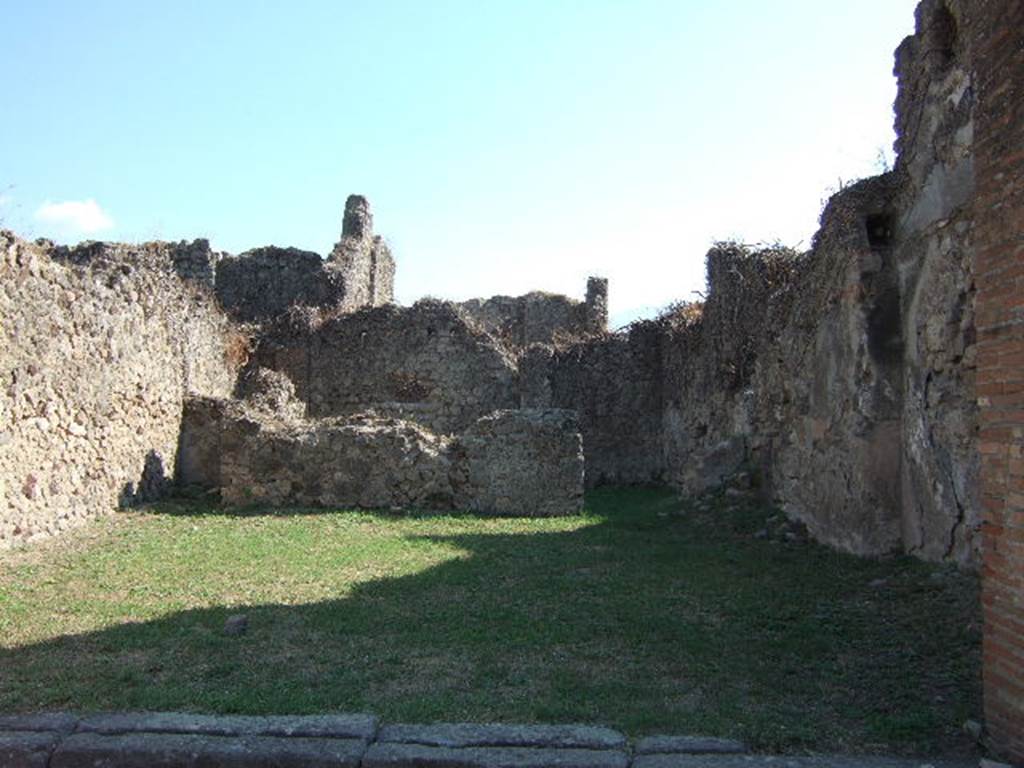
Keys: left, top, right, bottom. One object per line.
{"left": 972, "top": 0, "right": 1024, "bottom": 760}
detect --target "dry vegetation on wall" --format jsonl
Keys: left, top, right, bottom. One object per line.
{"left": 665, "top": 242, "right": 805, "bottom": 392}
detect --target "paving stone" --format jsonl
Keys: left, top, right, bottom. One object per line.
{"left": 261, "top": 714, "right": 379, "bottom": 740}
{"left": 51, "top": 731, "right": 366, "bottom": 768}
{"left": 0, "top": 712, "right": 78, "bottom": 733}
{"left": 635, "top": 736, "right": 747, "bottom": 755}
{"left": 364, "top": 742, "right": 630, "bottom": 768}
{"left": 631, "top": 755, "right": 977, "bottom": 768}
{"left": 78, "top": 712, "right": 264, "bottom": 737}
{"left": 377, "top": 722, "right": 627, "bottom": 750}
{"left": 77, "top": 711, "right": 377, "bottom": 739}
{"left": 0, "top": 730, "right": 62, "bottom": 768}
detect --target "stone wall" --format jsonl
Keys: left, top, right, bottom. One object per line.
{"left": 214, "top": 246, "right": 347, "bottom": 323}
{"left": 522, "top": 324, "right": 666, "bottom": 487}
{"left": 627, "top": 0, "right": 980, "bottom": 565}
{"left": 501, "top": 0, "right": 982, "bottom": 562}
{"left": 248, "top": 300, "right": 519, "bottom": 434}
{"left": 452, "top": 409, "right": 584, "bottom": 516}
{"left": 193, "top": 394, "right": 583, "bottom": 517}
{"left": 210, "top": 195, "right": 394, "bottom": 324}
{"left": 457, "top": 276, "right": 608, "bottom": 349}
{"left": 328, "top": 195, "right": 396, "bottom": 312}
{"left": 893, "top": 0, "right": 979, "bottom": 563}
{"left": 0, "top": 232, "right": 240, "bottom": 547}
{"left": 50, "top": 237, "right": 222, "bottom": 288}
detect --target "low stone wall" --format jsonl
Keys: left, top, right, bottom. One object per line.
{"left": 452, "top": 409, "right": 584, "bottom": 516}
{"left": 219, "top": 410, "right": 456, "bottom": 510}
{"left": 185, "top": 393, "right": 584, "bottom": 517}
{"left": 0, "top": 232, "right": 240, "bottom": 547}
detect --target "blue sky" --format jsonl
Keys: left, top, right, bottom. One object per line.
{"left": 1, "top": 1, "right": 917, "bottom": 325}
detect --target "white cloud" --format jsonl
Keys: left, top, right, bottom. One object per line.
{"left": 34, "top": 198, "right": 114, "bottom": 235}
{"left": 0, "top": 194, "right": 11, "bottom": 207}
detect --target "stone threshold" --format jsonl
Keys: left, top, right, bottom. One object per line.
{"left": 0, "top": 712, "right": 973, "bottom": 768}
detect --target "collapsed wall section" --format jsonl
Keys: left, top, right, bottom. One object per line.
{"left": 214, "top": 247, "right": 348, "bottom": 323}
{"left": 248, "top": 301, "right": 519, "bottom": 434}
{"left": 0, "top": 232, "right": 241, "bottom": 547}
{"left": 457, "top": 276, "right": 608, "bottom": 349}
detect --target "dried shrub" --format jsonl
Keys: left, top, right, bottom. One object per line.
{"left": 224, "top": 329, "right": 254, "bottom": 370}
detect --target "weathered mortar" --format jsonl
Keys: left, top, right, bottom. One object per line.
{"left": 0, "top": 231, "right": 240, "bottom": 547}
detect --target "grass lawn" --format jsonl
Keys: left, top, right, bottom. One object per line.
{"left": 0, "top": 488, "right": 980, "bottom": 756}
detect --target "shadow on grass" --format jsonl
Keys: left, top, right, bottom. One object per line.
{"left": 0, "top": 488, "right": 981, "bottom": 756}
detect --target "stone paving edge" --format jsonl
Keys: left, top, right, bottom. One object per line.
{"left": 0, "top": 712, "right": 980, "bottom": 768}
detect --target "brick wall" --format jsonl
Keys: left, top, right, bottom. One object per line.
{"left": 971, "top": 0, "right": 1024, "bottom": 760}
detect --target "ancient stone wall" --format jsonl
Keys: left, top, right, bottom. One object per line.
{"left": 50, "top": 237, "right": 222, "bottom": 288}
{"left": 248, "top": 300, "right": 519, "bottom": 434}
{"left": 0, "top": 232, "right": 240, "bottom": 547}
{"left": 523, "top": 323, "right": 666, "bottom": 487}
{"left": 209, "top": 195, "right": 394, "bottom": 324}
{"left": 638, "top": 0, "right": 980, "bottom": 565}
{"left": 194, "top": 393, "right": 583, "bottom": 517}
{"left": 457, "top": 276, "right": 608, "bottom": 349}
{"left": 328, "top": 195, "right": 396, "bottom": 312}
{"left": 893, "top": 0, "right": 979, "bottom": 564}
{"left": 214, "top": 246, "right": 347, "bottom": 323}
{"left": 451, "top": 409, "right": 584, "bottom": 516}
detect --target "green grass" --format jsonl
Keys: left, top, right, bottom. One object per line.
{"left": 0, "top": 488, "right": 980, "bottom": 756}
